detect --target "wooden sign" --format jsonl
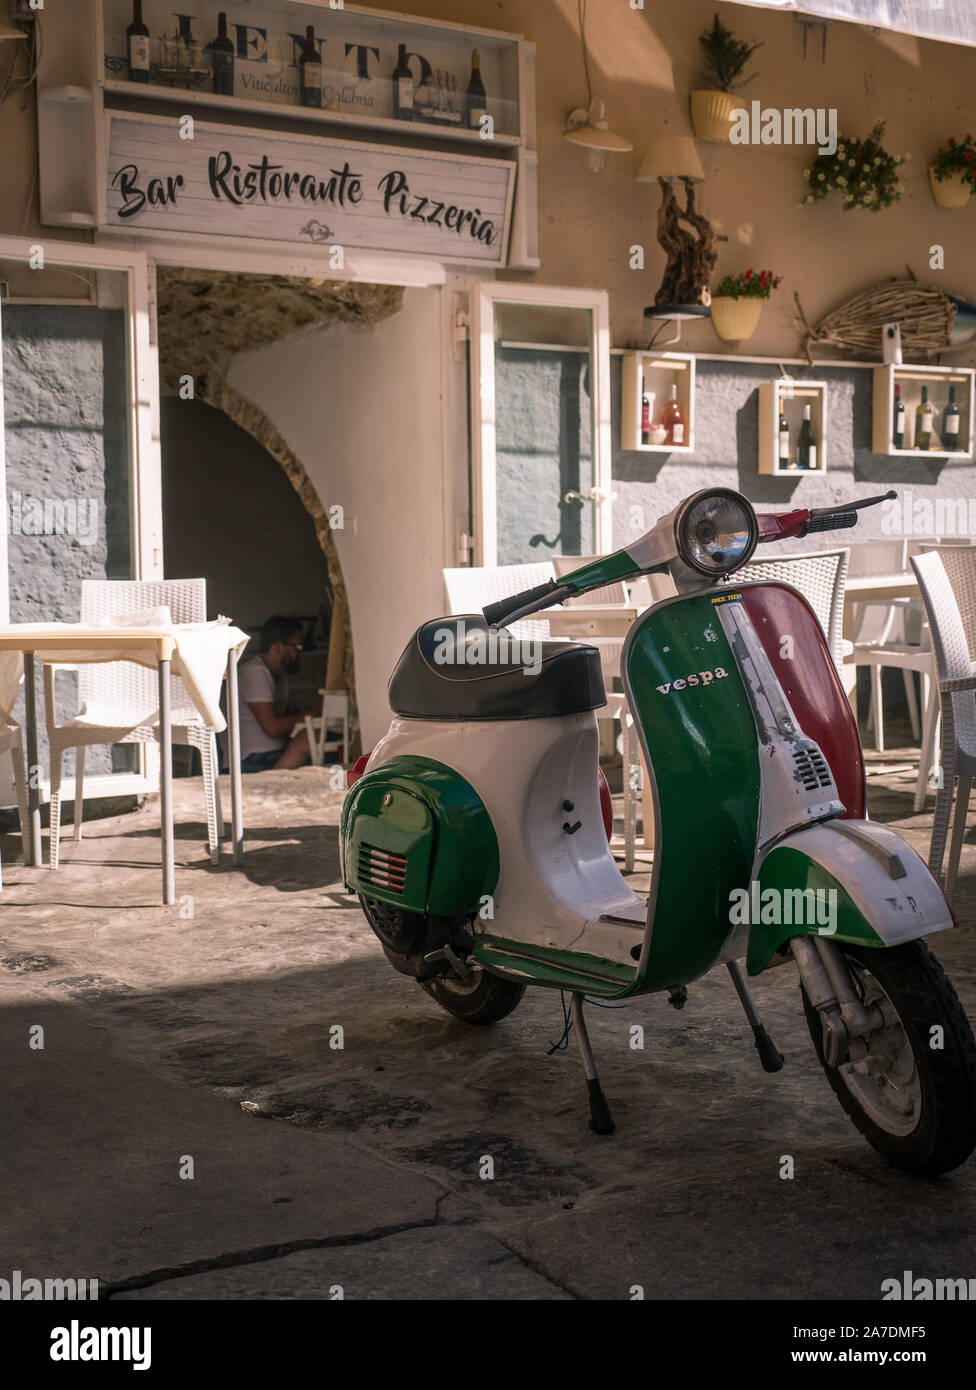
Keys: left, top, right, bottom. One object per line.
{"left": 104, "top": 112, "right": 514, "bottom": 265}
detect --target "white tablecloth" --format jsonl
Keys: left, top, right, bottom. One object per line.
{"left": 0, "top": 619, "right": 250, "bottom": 731}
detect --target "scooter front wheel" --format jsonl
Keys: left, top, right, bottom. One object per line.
{"left": 801, "top": 940, "right": 976, "bottom": 1176}
{"left": 421, "top": 967, "right": 525, "bottom": 1027}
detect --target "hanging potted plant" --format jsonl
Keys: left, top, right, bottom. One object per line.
{"left": 929, "top": 134, "right": 976, "bottom": 207}
{"left": 691, "top": 13, "right": 763, "bottom": 144}
{"left": 801, "top": 120, "right": 907, "bottom": 210}
{"left": 710, "top": 267, "right": 782, "bottom": 342}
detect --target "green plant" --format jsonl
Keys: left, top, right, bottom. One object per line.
{"left": 698, "top": 12, "right": 763, "bottom": 93}
{"left": 932, "top": 133, "right": 976, "bottom": 189}
{"left": 802, "top": 120, "right": 907, "bottom": 211}
{"left": 715, "top": 268, "right": 782, "bottom": 300}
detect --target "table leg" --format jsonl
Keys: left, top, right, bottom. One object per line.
{"left": 23, "top": 652, "right": 41, "bottom": 868}
{"left": 158, "top": 658, "right": 175, "bottom": 906}
{"left": 841, "top": 599, "right": 858, "bottom": 706}
{"left": 226, "top": 649, "right": 244, "bottom": 867}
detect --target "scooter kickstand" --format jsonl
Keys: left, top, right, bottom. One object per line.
{"left": 726, "top": 962, "right": 785, "bottom": 1073}
{"left": 570, "top": 993, "right": 615, "bottom": 1135}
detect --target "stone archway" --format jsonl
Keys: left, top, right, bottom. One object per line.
{"left": 155, "top": 267, "right": 405, "bottom": 752}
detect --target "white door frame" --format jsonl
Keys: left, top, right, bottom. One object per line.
{"left": 0, "top": 235, "right": 162, "bottom": 801}
{"left": 469, "top": 281, "right": 613, "bottom": 568}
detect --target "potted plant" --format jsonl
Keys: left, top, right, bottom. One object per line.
{"left": 802, "top": 120, "right": 907, "bottom": 210}
{"left": 710, "top": 267, "right": 782, "bottom": 342}
{"left": 929, "top": 134, "right": 976, "bottom": 207}
{"left": 691, "top": 13, "right": 763, "bottom": 144}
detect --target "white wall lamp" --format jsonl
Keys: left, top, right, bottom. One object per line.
{"left": 0, "top": 23, "right": 28, "bottom": 41}
{"left": 564, "top": 0, "right": 632, "bottom": 175}
{"left": 564, "top": 98, "right": 633, "bottom": 175}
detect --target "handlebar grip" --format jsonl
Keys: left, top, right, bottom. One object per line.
{"left": 483, "top": 579, "right": 560, "bottom": 628}
{"left": 803, "top": 511, "right": 858, "bottom": 535}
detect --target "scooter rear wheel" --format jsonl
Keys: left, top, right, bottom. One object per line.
{"left": 801, "top": 940, "right": 976, "bottom": 1176}
{"left": 421, "top": 968, "right": 525, "bottom": 1026}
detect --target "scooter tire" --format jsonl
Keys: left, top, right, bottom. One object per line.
{"left": 801, "top": 940, "right": 976, "bottom": 1177}
{"left": 421, "top": 968, "right": 526, "bottom": 1026}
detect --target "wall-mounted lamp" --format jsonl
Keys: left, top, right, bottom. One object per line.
{"left": 564, "top": 97, "right": 633, "bottom": 175}
{"left": 637, "top": 135, "right": 724, "bottom": 317}
{"left": 0, "top": 23, "right": 28, "bottom": 41}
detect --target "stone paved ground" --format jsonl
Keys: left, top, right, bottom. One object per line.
{"left": 1, "top": 743, "right": 975, "bottom": 1301}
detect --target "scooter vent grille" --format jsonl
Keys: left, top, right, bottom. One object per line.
{"left": 793, "top": 746, "right": 833, "bottom": 792}
{"left": 359, "top": 844, "right": 407, "bottom": 895}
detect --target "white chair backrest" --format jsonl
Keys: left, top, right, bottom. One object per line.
{"left": 443, "top": 563, "right": 556, "bottom": 643}
{"left": 78, "top": 579, "right": 207, "bottom": 718}
{"left": 847, "top": 540, "right": 908, "bottom": 577}
{"left": 735, "top": 548, "right": 850, "bottom": 674}
{"left": 912, "top": 550, "right": 976, "bottom": 745}
{"left": 551, "top": 555, "right": 629, "bottom": 607}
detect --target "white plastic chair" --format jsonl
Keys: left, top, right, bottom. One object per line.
{"left": 911, "top": 548, "right": 976, "bottom": 900}
{"left": 735, "top": 547, "right": 851, "bottom": 678}
{"left": 0, "top": 722, "right": 30, "bottom": 887}
{"left": 44, "top": 579, "right": 223, "bottom": 869}
{"left": 304, "top": 689, "right": 350, "bottom": 766}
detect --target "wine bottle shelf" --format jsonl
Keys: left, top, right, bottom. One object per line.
{"left": 621, "top": 351, "right": 695, "bottom": 452}
{"left": 100, "top": 79, "right": 523, "bottom": 148}
{"left": 758, "top": 380, "right": 828, "bottom": 476}
{"left": 872, "top": 364, "right": 975, "bottom": 460}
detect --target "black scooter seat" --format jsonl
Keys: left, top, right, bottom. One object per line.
{"left": 389, "top": 615, "right": 607, "bottom": 722}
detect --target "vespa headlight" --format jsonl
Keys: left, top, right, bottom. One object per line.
{"left": 674, "top": 489, "right": 758, "bottom": 576}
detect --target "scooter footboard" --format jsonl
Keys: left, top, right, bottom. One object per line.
{"left": 747, "top": 819, "right": 953, "bottom": 975}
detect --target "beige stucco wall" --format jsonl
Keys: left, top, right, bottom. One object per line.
{"left": 4, "top": 1, "right": 976, "bottom": 359}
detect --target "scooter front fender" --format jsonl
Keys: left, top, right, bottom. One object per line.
{"left": 747, "top": 818, "right": 953, "bottom": 976}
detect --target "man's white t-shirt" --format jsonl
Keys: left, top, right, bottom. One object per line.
{"left": 238, "top": 657, "right": 289, "bottom": 761}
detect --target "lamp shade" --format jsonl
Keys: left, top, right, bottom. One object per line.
{"left": 564, "top": 122, "right": 634, "bottom": 154}
{"left": 637, "top": 136, "right": 705, "bottom": 183}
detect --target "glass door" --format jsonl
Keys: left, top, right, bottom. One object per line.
{"left": 470, "top": 284, "right": 612, "bottom": 566}
{"left": 0, "top": 238, "right": 162, "bottom": 802}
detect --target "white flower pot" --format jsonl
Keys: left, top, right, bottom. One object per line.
{"left": 710, "top": 296, "right": 764, "bottom": 342}
{"left": 690, "top": 90, "right": 739, "bottom": 144}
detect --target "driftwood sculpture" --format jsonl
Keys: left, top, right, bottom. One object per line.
{"left": 654, "top": 176, "right": 726, "bottom": 308}
{"left": 794, "top": 278, "right": 955, "bottom": 364}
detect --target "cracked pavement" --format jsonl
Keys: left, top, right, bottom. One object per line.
{"left": 1, "top": 753, "right": 975, "bottom": 1300}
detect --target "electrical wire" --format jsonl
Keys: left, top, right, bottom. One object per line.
{"left": 577, "top": 0, "right": 592, "bottom": 109}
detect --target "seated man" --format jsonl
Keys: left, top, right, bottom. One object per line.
{"left": 238, "top": 615, "right": 315, "bottom": 773}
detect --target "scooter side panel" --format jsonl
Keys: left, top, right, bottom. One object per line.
{"left": 341, "top": 755, "right": 500, "bottom": 916}
{"left": 749, "top": 819, "right": 953, "bottom": 975}
{"left": 624, "top": 591, "right": 761, "bottom": 992}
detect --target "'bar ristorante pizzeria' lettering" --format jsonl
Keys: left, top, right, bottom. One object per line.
{"left": 110, "top": 151, "right": 500, "bottom": 245}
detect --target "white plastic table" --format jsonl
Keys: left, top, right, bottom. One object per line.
{"left": 841, "top": 573, "right": 920, "bottom": 703}
{"left": 0, "top": 625, "right": 247, "bottom": 905}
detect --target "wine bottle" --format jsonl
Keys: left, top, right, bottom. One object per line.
{"left": 392, "top": 44, "right": 414, "bottom": 121}
{"left": 797, "top": 403, "right": 817, "bottom": 469}
{"left": 641, "top": 394, "right": 651, "bottom": 445}
{"left": 299, "top": 26, "right": 322, "bottom": 109}
{"left": 943, "top": 384, "right": 960, "bottom": 452}
{"left": 210, "top": 12, "right": 234, "bottom": 96}
{"left": 466, "top": 49, "right": 487, "bottom": 129}
{"left": 915, "top": 385, "right": 933, "bottom": 450}
{"left": 658, "top": 383, "right": 685, "bottom": 446}
{"left": 778, "top": 409, "right": 790, "bottom": 468}
{"left": 893, "top": 382, "right": 905, "bottom": 449}
{"left": 127, "top": 0, "right": 150, "bottom": 83}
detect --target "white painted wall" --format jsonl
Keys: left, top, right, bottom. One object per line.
{"left": 227, "top": 286, "right": 456, "bottom": 748}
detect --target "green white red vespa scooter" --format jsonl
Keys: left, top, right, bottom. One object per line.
{"left": 341, "top": 488, "right": 976, "bottom": 1176}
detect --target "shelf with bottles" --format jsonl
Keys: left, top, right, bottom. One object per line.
{"left": 621, "top": 352, "right": 695, "bottom": 452}
{"left": 758, "top": 380, "right": 828, "bottom": 476}
{"left": 872, "top": 365, "right": 975, "bottom": 460}
{"left": 100, "top": 0, "right": 523, "bottom": 142}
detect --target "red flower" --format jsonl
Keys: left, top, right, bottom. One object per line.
{"left": 745, "top": 269, "right": 753, "bottom": 280}
{"left": 967, "top": 152, "right": 975, "bottom": 161}
{"left": 949, "top": 137, "right": 957, "bottom": 146}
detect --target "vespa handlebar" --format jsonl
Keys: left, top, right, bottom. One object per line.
{"left": 483, "top": 579, "right": 561, "bottom": 629}
{"left": 802, "top": 511, "right": 859, "bottom": 535}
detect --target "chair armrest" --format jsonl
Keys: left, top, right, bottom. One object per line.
{"left": 939, "top": 675, "right": 976, "bottom": 694}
